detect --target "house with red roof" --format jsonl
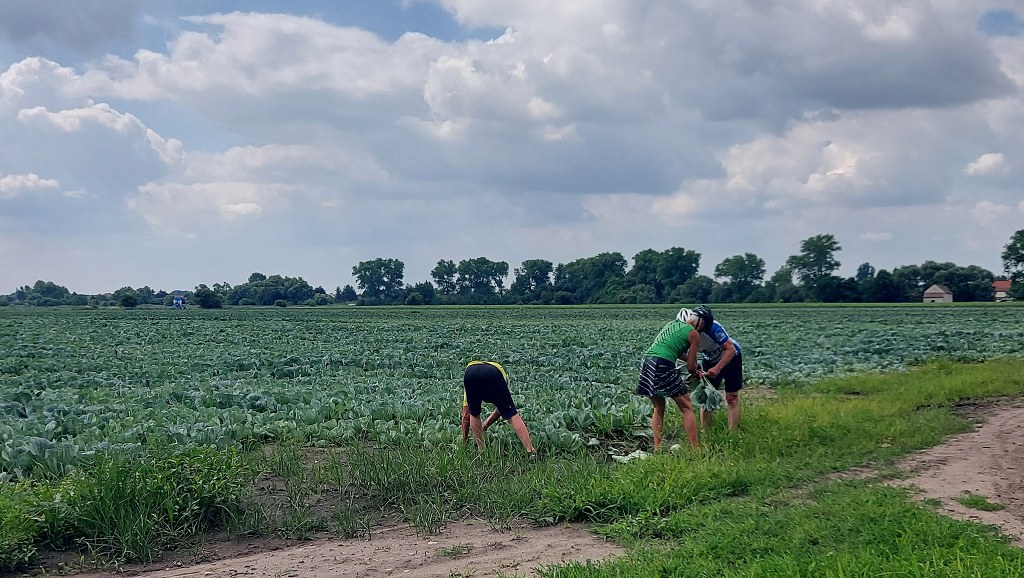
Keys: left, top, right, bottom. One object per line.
{"left": 993, "top": 280, "right": 1012, "bottom": 302}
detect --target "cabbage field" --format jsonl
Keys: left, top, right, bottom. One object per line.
{"left": 2, "top": 304, "right": 1024, "bottom": 480}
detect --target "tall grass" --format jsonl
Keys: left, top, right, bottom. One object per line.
{"left": 0, "top": 446, "right": 259, "bottom": 570}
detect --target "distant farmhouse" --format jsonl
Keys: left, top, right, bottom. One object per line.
{"left": 923, "top": 284, "right": 953, "bottom": 303}
{"left": 993, "top": 280, "right": 1013, "bottom": 302}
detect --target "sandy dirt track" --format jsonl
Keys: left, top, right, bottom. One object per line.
{"left": 894, "top": 402, "right": 1024, "bottom": 546}
{"left": 70, "top": 521, "right": 623, "bottom": 578}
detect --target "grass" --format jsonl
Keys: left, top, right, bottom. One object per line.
{"left": 954, "top": 493, "right": 1007, "bottom": 512}
{"left": 436, "top": 543, "right": 472, "bottom": 557}
{"left": 3, "top": 357, "right": 1024, "bottom": 573}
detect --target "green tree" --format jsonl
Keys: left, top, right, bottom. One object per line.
{"left": 509, "top": 259, "right": 554, "bottom": 302}
{"left": 786, "top": 234, "right": 841, "bottom": 301}
{"left": 116, "top": 288, "right": 139, "bottom": 309}
{"left": 786, "top": 234, "right": 841, "bottom": 285}
{"left": 714, "top": 253, "right": 765, "bottom": 302}
{"left": 861, "top": 269, "right": 901, "bottom": 302}
{"left": 855, "top": 263, "right": 876, "bottom": 283}
{"left": 668, "top": 275, "right": 715, "bottom": 303}
{"left": 765, "top": 266, "right": 804, "bottom": 303}
{"left": 1003, "top": 229, "right": 1024, "bottom": 298}
{"left": 431, "top": 260, "right": 458, "bottom": 295}
{"left": 352, "top": 258, "right": 405, "bottom": 300}
{"left": 409, "top": 281, "right": 436, "bottom": 304}
{"left": 656, "top": 247, "right": 702, "bottom": 297}
{"left": 193, "top": 284, "right": 225, "bottom": 308}
{"left": 248, "top": 272, "right": 267, "bottom": 283}
{"left": 339, "top": 284, "right": 358, "bottom": 302}
{"left": 456, "top": 257, "right": 509, "bottom": 301}
{"left": 892, "top": 264, "right": 926, "bottom": 301}
{"left": 554, "top": 252, "right": 627, "bottom": 304}
{"left": 624, "top": 247, "right": 701, "bottom": 302}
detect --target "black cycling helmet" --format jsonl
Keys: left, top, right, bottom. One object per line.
{"left": 694, "top": 305, "right": 714, "bottom": 332}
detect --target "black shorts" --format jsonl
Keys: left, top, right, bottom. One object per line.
{"left": 464, "top": 363, "right": 518, "bottom": 420}
{"left": 702, "top": 353, "right": 743, "bottom": 393}
{"left": 636, "top": 356, "right": 689, "bottom": 398}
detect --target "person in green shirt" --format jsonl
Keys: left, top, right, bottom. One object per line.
{"left": 636, "top": 307, "right": 712, "bottom": 450}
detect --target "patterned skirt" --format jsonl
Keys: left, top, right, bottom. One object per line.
{"left": 635, "top": 356, "right": 689, "bottom": 398}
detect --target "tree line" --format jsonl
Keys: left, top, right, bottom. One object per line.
{"left": 4, "top": 230, "right": 1024, "bottom": 308}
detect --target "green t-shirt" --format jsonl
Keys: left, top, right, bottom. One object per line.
{"left": 645, "top": 320, "right": 694, "bottom": 362}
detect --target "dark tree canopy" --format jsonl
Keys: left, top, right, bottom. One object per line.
{"left": 3, "top": 233, "right": 1013, "bottom": 307}
{"left": 352, "top": 258, "right": 405, "bottom": 300}
{"left": 1003, "top": 229, "right": 1024, "bottom": 293}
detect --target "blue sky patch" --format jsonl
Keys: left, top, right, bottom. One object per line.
{"left": 978, "top": 9, "right": 1024, "bottom": 37}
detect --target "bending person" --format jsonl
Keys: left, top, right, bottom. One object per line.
{"left": 636, "top": 308, "right": 704, "bottom": 450}
{"left": 463, "top": 360, "right": 535, "bottom": 456}
{"left": 692, "top": 305, "right": 744, "bottom": 431}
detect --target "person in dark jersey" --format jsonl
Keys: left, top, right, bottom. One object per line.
{"left": 636, "top": 308, "right": 705, "bottom": 450}
{"left": 461, "top": 360, "right": 535, "bottom": 456}
{"left": 691, "top": 305, "right": 744, "bottom": 431}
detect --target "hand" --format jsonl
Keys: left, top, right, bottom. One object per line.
{"left": 705, "top": 367, "right": 719, "bottom": 379}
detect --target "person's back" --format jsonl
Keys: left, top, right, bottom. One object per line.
{"left": 646, "top": 319, "right": 694, "bottom": 363}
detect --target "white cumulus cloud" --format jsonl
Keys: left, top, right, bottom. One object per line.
{"left": 0, "top": 172, "right": 59, "bottom": 198}
{"left": 219, "top": 202, "right": 263, "bottom": 219}
{"left": 964, "top": 152, "right": 1007, "bottom": 175}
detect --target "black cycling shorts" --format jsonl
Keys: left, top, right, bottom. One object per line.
{"left": 702, "top": 353, "right": 744, "bottom": 393}
{"left": 464, "top": 363, "right": 518, "bottom": 419}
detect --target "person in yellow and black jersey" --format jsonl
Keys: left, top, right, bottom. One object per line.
{"left": 460, "top": 360, "right": 536, "bottom": 456}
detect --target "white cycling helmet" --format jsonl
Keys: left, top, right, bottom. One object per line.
{"left": 676, "top": 307, "right": 695, "bottom": 324}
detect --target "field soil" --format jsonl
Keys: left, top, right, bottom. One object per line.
{"left": 67, "top": 521, "right": 622, "bottom": 578}
{"left": 893, "top": 400, "right": 1024, "bottom": 547}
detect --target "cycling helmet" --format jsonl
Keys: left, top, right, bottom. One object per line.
{"left": 694, "top": 305, "right": 714, "bottom": 332}
{"left": 676, "top": 307, "right": 695, "bottom": 324}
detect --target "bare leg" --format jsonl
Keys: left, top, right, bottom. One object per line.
{"left": 461, "top": 406, "right": 470, "bottom": 442}
{"left": 470, "top": 414, "right": 485, "bottom": 452}
{"left": 650, "top": 397, "right": 666, "bottom": 450}
{"left": 507, "top": 414, "right": 535, "bottom": 454}
{"left": 700, "top": 409, "right": 713, "bottom": 430}
{"left": 671, "top": 395, "right": 699, "bottom": 448}
{"left": 726, "top": 392, "right": 741, "bottom": 431}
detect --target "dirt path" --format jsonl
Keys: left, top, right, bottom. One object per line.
{"left": 70, "top": 521, "right": 622, "bottom": 578}
{"left": 893, "top": 401, "right": 1024, "bottom": 546}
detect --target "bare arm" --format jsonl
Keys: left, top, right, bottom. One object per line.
{"left": 481, "top": 408, "right": 501, "bottom": 431}
{"left": 706, "top": 340, "right": 736, "bottom": 378}
{"left": 461, "top": 405, "right": 470, "bottom": 441}
{"left": 685, "top": 329, "right": 700, "bottom": 375}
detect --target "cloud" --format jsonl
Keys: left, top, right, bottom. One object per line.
{"left": 860, "top": 231, "right": 893, "bottom": 242}
{"left": 220, "top": 202, "right": 263, "bottom": 219}
{"left": 0, "top": 172, "right": 59, "bottom": 198}
{"left": 2, "top": 3, "right": 1024, "bottom": 293}
{"left": 964, "top": 152, "right": 1008, "bottom": 175}
{"left": 971, "top": 200, "right": 1011, "bottom": 223}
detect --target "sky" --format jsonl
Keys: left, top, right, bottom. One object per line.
{"left": 1, "top": 1, "right": 1022, "bottom": 294}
